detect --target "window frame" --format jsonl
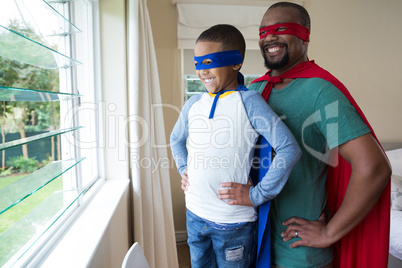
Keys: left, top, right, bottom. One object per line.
{"left": 0, "top": 1, "right": 103, "bottom": 266}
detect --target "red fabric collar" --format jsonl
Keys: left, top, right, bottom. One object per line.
{"left": 252, "top": 60, "right": 391, "bottom": 267}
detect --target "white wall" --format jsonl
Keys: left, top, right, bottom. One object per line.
{"left": 89, "top": 0, "right": 132, "bottom": 266}
{"left": 100, "top": 0, "right": 130, "bottom": 181}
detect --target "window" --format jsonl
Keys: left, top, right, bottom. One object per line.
{"left": 184, "top": 74, "right": 261, "bottom": 100}
{"left": 0, "top": 0, "right": 99, "bottom": 266}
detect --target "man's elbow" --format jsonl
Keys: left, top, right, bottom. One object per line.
{"left": 370, "top": 156, "right": 392, "bottom": 188}
{"left": 379, "top": 159, "right": 392, "bottom": 184}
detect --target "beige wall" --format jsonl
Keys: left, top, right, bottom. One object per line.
{"left": 306, "top": 0, "right": 402, "bottom": 142}
{"left": 147, "top": 0, "right": 402, "bottom": 234}
{"left": 147, "top": 0, "right": 187, "bottom": 233}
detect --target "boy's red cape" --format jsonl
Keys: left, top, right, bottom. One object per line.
{"left": 251, "top": 60, "right": 390, "bottom": 267}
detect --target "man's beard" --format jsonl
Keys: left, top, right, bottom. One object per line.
{"left": 263, "top": 49, "right": 289, "bottom": 70}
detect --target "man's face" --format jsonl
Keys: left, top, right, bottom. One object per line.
{"left": 259, "top": 7, "right": 308, "bottom": 73}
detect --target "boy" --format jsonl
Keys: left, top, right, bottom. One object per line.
{"left": 170, "top": 24, "right": 301, "bottom": 267}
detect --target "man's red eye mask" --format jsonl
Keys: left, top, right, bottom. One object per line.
{"left": 259, "top": 23, "right": 310, "bottom": 42}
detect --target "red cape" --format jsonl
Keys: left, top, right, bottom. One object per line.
{"left": 252, "top": 60, "right": 390, "bottom": 267}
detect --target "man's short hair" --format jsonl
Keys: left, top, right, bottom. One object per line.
{"left": 196, "top": 24, "right": 246, "bottom": 59}
{"left": 269, "top": 2, "right": 311, "bottom": 29}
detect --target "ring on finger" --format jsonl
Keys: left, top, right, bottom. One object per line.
{"left": 295, "top": 231, "right": 298, "bottom": 237}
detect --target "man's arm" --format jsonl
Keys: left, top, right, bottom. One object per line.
{"left": 281, "top": 132, "right": 391, "bottom": 248}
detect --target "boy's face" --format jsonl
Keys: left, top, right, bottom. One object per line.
{"left": 194, "top": 41, "right": 241, "bottom": 94}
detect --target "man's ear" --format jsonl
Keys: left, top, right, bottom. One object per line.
{"left": 233, "top": 63, "right": 243, "bottom": 71}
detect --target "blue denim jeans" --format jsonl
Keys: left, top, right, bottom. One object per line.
{"left": 186, "top": 210, "right": 257, "bottom": 268}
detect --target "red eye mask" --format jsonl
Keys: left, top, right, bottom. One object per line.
{"left": 259, "top": 23, "right": 310, "bottom": 42}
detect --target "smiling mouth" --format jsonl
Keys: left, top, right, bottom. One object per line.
{"left": 203, "top": 78, "right": 214, "bottom": 85}
{"left": 263, "top": 43, "right": 286, "bottom": 54}
{"left": 268, "top": 46, "right": 282, "bottom": 53}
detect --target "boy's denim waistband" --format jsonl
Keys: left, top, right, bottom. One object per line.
{"left": 188, "top": 210, "right": 254, "bottom": 231}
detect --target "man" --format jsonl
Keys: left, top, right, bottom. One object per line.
{"left": 217, "top": 2, "right": 391, "bottom": 267}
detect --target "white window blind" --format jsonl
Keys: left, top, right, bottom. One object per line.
{"left": 175, "top": 1, "right": 305, "bottom": 49}
{"left": 176, "top": 3, "right": 273, "bottom": 49}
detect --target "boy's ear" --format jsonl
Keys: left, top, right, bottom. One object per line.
{"left": 233, "top": 63, "right": 243, "bottom": 71}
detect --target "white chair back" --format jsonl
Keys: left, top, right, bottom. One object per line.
{"left": 121, "top": 242, "right": 150, "bottom": 268}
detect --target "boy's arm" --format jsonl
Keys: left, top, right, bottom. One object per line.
{"left": 170, "top": 97, "right": 196, "bottom": 176}
{"left": 170, "top": 115, "right": 188, "bottom": 175}
{"left": 218, "top": 91, "right": 301, "bottom": 206}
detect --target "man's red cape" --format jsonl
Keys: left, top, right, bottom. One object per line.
{"left": 252, "top": 60, "right": 390, "bottom": 267}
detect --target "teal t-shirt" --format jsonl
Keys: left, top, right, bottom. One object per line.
{"left": 249, "top": 78, "right": 371, "bottom": 267}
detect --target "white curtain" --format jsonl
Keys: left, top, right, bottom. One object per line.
{"left": 127, "top": 0, "right": 179, "bottom": 268}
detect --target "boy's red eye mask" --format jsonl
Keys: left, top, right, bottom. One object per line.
{"left": 259, "top": 23, "right": 310, "bottom": 42}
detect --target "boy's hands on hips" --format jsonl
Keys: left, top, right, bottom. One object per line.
{"left": 217, "top": 180, "right": 254, "bottom": 207}
{"left": 181, "top": 171, "right": 189, "bottom": 191}
{"left": 182, "top": 174, "right": 254, "bottom": 207}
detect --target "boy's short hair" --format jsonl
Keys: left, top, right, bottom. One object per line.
{"left": 196, "top": 24, "right": 246, "bottom": 59}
